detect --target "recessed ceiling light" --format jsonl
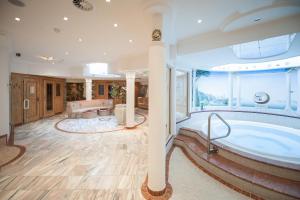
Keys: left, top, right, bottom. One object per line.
{"left": 15, "top": 17, "right": 21, "bottom": 22}
{"left": 78, "top": 37, "right": 83, "bottom": 42}
{"left": 254, "top": 18, "right": 261, "bottom": 22}
{"left": 65, "top": 51, "right": 69, "bottom": 55}
{"left": 103, "top": 52, "right": 107, "bottom": 55}
{"left": 63, "top": 17, "right": 68, "bottom": 21}
{"left": 197, "top": 19, "right": 202, "bottom": 24}
{"left": 114, "top": 23, "right": 118, "bottom": 27}
{"left": 106, "top": 0, "right": 111, "bottom": 2}
{"left": 129, "top": 39, "right": 133, "bottom": 43}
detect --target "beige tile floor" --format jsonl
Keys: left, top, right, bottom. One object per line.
{"left": 0, "top": 114, "right": 148, "bottom": 200}
{"left": 0, "top": 112, "right": 250, "bottom": 200}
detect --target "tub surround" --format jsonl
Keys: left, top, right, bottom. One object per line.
{"left": 174, "top": 131, "right": 300, "bottom": 200}
{"left": 180, "top": 127, "right": 300, "bottom": 178}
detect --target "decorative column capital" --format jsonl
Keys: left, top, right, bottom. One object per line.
{"left": 85, "top": 78, "right": 92, "bottom": 83}
{"left": 126, "top": 71, "right": 136, "bottom": 79}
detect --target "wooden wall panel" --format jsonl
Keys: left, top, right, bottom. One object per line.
{"left": 10, "top": 73, "right": 65, "bottom": 125}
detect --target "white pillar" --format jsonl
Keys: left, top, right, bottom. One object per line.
{"left": 85, "top": 79, "right": 92, "bottom": 101}
{"left": 285, "top": 72, "right": 291, "bottom": 111}
{"left": 297, "top": 69, "right": 300, "bottom": 115}
{"left": 228, "top": 72, "right": 233, "bottom": 108}
{"left": 126, "top": 72, "right": 136, "bottom": 128}
{"left": 147, "top": 10, "right": 167, "bottom": 191}
{"left": 236, "top": 75, "right": 241, "bottom": 108}
{"left": 148, "top": 41, "right": 166, "bottom": 192}
{"left": 170, "top": 67, "right": 176, "bottom": 135}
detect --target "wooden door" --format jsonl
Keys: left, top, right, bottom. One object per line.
{"left": 96, "top": 82, "right": 107, "bottom": 99}
{"left": 23, "top": 78, "right": 39, "bottom": 123}
{"left": 54, "top": 81, "right": 64, "bottom": 113}
{"left": 44, "top": 80, "right": 55, "bottom": 117}
{"left": 10, "top": 74, "right": 24, "bottom": 125}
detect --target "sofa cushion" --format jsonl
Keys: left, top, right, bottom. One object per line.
{"left": 67, "top": 99, "right": 113, "bottom": 116}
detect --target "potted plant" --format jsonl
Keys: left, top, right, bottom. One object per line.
{"left": 110, "top": 83, "right": 126, "bottom": 105}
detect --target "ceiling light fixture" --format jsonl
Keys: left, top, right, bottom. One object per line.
{"left": 254, "top": 18, "right": 261, "bottom": 22}
{"left": 78, "top": 37, "right": 83, "bottom": 42}
{"left": 63, "top": 17, "right": 69, "bottom": 21}
{"left": 114, "top": 23, "right": 118, "bottom": 27}
{"left": 65, "top": 51, "right": 69, "bottom": 55}
{"left": 106, "top": 0, "right": 111, "bottom": 2}
{"left": 15, "top": 17, "right": 21, "bottom": 22}
{"left": 103, "top": 52, "right": 107, "bottom": 55}
{"left": 197, "top": 19, "right": 202, "bottom": 24}
{"left": 129, "top": 39, "right": 133, "bottom": 43}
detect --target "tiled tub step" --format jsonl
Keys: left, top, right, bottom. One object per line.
{"left": 179, "top": 128, "right": 300, "bottom": 182}
{"left": 174, "top": 134, "right": 300, "bottom": 200}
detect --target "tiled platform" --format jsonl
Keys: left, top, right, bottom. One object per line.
{"left": 174, "top": 132, "right": 300, "bottom": 200}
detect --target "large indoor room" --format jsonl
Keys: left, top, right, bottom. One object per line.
{"left": 0, "top": 0, "right": 300, "bottom": 199}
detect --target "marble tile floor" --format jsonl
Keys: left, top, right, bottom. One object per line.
{"left": 0, "top": 114, "right": 148, "bottom": 200}
{"left": 0, "top": 111, "right": 251, "bottom": 200}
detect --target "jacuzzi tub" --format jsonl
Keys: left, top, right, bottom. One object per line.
{"left": 202, "top": 120, "right": 300, "bottom": 165}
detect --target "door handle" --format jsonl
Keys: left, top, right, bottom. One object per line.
{"left": 24, "top": 99, "right": 30, "bottom": 110}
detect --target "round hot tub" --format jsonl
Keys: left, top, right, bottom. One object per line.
{"left": 202, "top": 120, "right": 300, "bottom": 165}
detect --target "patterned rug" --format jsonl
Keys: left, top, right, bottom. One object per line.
{"left": 55, "top": 114, "right": 146, "bottom": 134}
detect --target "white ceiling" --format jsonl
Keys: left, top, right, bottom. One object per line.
{"left": 0, "top": 0, "right": 300, "bottom": 74}
{"left": 0, "top": 0, "right": 152, "bottom": 66}
{"left": 177, "top": 32, "right": 300, "bottom": 70}
{"left": 173, "top": 0, "right": 275, "bottom": 40}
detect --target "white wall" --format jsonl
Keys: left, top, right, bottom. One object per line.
{"left": 0, "top": 34, "right": 11, "bottom": 137}
{"left": 10, "top": 59, "right": 74, "bottom": 78}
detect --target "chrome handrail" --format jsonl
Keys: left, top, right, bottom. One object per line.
{"left": 207, "top": 113, "right": 231, "bottom": 154}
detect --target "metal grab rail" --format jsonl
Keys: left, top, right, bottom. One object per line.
{"left": 207, "top": 113, "right": 231, "bottom": 154}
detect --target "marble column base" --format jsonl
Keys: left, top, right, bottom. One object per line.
{"left": 141, "top": 176, "right": 172, "bottom": 200}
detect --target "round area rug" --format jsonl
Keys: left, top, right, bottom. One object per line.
{"left": 0, "top": 145, "right": 26, "bottom": 168}
{"left": 55, "top": 113, "right": 146, "bottom": 134}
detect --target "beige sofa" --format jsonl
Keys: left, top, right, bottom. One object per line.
{"left": 67, "top": 99, "right": 113, "bottom": 118}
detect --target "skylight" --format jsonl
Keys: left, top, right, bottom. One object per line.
{"left": 83, "top": 63, "right": 120, "bottom": 78}
{"left": 85, "top": 63, "right": 108, "bottom": 75}
{"left": 231, "top": 33, "right": 296, "bottom": 59}
{"left": 210, "top": 56, "right": 300, "bottom": 72}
